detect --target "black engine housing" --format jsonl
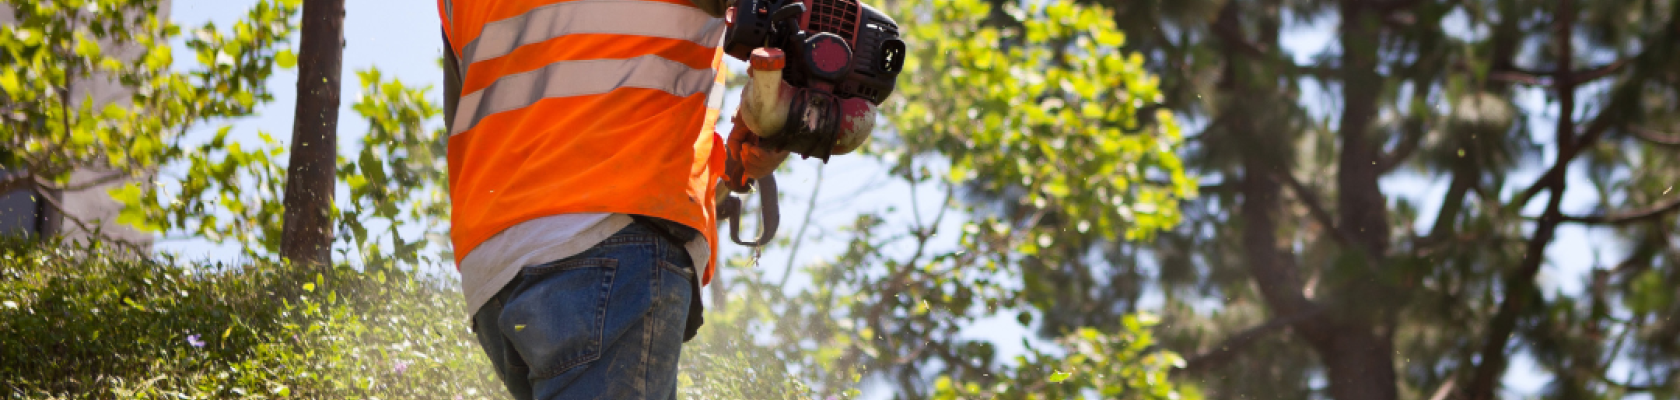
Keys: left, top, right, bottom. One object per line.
{"left": 723, "top": 0, "right": 905, "bottom": 105}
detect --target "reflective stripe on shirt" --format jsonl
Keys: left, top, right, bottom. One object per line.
{"left": 451, "top": 55, "right": 720, "bottom": 135}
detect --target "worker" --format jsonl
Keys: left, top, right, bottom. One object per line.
{"left": 435, "top": 0, "right": 860, "bottom": 398}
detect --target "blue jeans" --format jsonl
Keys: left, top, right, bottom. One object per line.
{"left": 472, "top": 221, "right": 695, "bottom": 400}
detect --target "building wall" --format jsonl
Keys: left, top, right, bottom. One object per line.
{"left": 0, "top": 170, "right": 46, "bottom": 237}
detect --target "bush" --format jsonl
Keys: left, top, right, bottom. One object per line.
{"left": 0, "top": 239, "right": 501, "bottom": 399}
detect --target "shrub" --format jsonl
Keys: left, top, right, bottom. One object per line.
{"left": 0, "top": 239, "right": 501, "bottom": 399}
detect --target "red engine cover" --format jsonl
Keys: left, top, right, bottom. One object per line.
{"left": 801, "top": 0, "right": 861, "bottom": 44}
{"left": 808, "top": 35, "right": 851, "bottom": 75}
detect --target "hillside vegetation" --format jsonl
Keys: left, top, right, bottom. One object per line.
{"left": 1, "top": 239, "right": 502, "bottom": 399}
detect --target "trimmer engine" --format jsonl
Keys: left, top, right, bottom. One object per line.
{"left": 720, "top": 0, "right": 905, "bottom": 165}
{"left": 724, "top": 0, "right": 906, "bottom": 104}
{"left": 716, "top": 0, "right": 907, "bottom": 247}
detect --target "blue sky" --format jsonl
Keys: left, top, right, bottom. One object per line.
{"left": 161, "top": 0, "right": 1638, "bottom": 397}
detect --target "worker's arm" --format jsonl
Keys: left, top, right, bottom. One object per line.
{"left": 728, "top": 115, "right": 790, "bottom": 182}
{"left": 442, "top": 31, "right": 463, "bottom": 133}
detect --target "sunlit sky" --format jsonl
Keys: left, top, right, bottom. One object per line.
{"left": 162, "top": 0, "right": 1635, "bottom": 397}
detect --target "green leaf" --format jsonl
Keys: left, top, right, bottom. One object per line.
{"left": 1134, "top": 311, "right": 1161, "bottom": 327}
{"left": 74, "top": 33, "right": 102, "bottom": 58}
{"left": 123, "top": 297, "right": 145, "bottom": 311}
{"left": 1048, "top": 370, "right": 1072, "bottom": 383}
{"left": 0, "top": 69, "right": 20, "bottom": 96}
{"left": 1095, "top": 30, "right": 1124, "bottom": 47}
{"left": 108, "top": 182, "right": 144, "bottom": 205}
{"left": 275, "top": 48, "right": 296, "bottom": 69}
{"left": 935, "top": 376, "right": 954, "bottom": 391}
{"left": 359, "top": 150, "right": 388, "bottom": 187}
{"left": 144, "top": 45, "right": 173, "bottom": 70}
{"left": 1629, "top": 269, "right": 1671, "bottom": 314}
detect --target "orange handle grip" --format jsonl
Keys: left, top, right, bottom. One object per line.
{"left": 750, "top": 47, "right": 785, "bottom": 71}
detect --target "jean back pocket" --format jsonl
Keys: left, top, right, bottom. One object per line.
{"left": 497, "top": 257, "right": 617, "bottom": 379}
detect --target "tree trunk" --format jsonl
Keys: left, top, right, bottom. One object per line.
{"left": 279, "top": 0, "right": 345, "bottom": 267}
{"left": 1337, "top": 2, "right": 1392, "bottom": 258}
{"left": 1321, "top": 327, "right": 1401, "bottom": 400}
{"left": 1317, "top": 2, "right": 1400, "bottom": 399}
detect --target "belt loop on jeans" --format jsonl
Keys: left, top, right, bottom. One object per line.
{"left": 630, "top": 215, "right": 699, "bottom": 249}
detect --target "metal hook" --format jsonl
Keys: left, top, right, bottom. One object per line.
{"left": 726, "top": 174, "right": 780, "bottom": 247}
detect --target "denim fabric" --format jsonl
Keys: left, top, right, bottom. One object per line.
{"left": 472, "top": 221, "right": 695, "bottom": 400}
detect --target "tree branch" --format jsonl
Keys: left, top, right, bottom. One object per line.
{"left": 1275, "top": 169, "right": 1343, "bottom": 242}
{"left": 1241, "top": 159, "right": 1329, "bottom": 343}
{"left": 1381, "top": 12, "right": 1420, "bottom": 30}
{"left": 0, "top": 173, "right": 29, "bottom": 196}
{"left": 1467, "top": 5, "right": 1575, "bottom": 398}
{"left": 1211, "top": 1, "right": 1267, "bottom": 58}
{"left": 1427, "top": 378, "right": 1457, "bottom": 400}
{"left": 1198, "top": 182, "right": 1235, "bottom": 194}
{"left": 1422, "top": 170, "right": 1473, "bottom": 244}
{"left": 37, "top": 170, "right": 132, "bottom": 193}
{"left": 1626, "top": 125, "right": 1680, "bottom": 146}
{"left": 1556, "top": 197, "right": 1680, "bottom": 225}
{"left": 1487, "top": 70, "right": 1548, "bottom": 86}
{"left": 30, "top": 179, "right": 146, "bottom": 255}
{"left": 1173, "top": 305, "right": 1327, "bottom": 375}
{"left": 1508, "top": 42, "right": 1655, "bottom": 208}
{"left": 1486, "top": 58, "right": 1630, "bottom": 87}
{"left": 1511, "top": 96, "right": 1620, "bottom": 210}
{"left": 1467, "top": 183, "right": 1565, "bottom": 400}
{"left": 1289, "top": 63, "right": 1342, "bottom": 80}
{"left": 1570, "top": 58, "right": 1633, "bottom": 84}
{"left": 1378, "top": 117, "right": 1427, "bottom": 173}
{"left": 778, "top": 164, "right": 825, "bottom": 289}
{"left": 1376, "top": 0, "right": 1425, "bottom": 12}
{"left": 1276, "top": 169, "right": 1387, "bottom": 273}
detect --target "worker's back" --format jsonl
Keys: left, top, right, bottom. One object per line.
{"left": 438, "top": 0, "right": 730, "bottom": 283}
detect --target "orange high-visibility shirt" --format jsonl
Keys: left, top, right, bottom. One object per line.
{"left": 438, "top": 0, "right": 729, "bottom": 285}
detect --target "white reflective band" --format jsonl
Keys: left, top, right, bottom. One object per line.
{"left": 443, "top": 0, "right": 453, "bottom": 25}
{"left": 705, "top": 81, "right": 726, "bottom": 110}
{"left": 461, "top": 0, "right": 725, "bottom": 65}
{"left": 451, "top": 55, "right": 720, "bottom": 136}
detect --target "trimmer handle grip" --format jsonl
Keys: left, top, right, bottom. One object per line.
{"left": 722, "top": 121, "right": 757, "bottom": 193}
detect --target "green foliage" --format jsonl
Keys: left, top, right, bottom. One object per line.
{"left": 678, "top": 256, "right": 860, "bottom": 400}
{"left": 670, "top": 0, "right": 1201, "bottom": 398}
{"left": 1055, "top": 0, "right": 1680, "bottom": 397}
{"left": 0, "top": 0, "right": 296, "bottom": 244}
{"left": 3, "top": 0, "right": 450, "bottom": 266}
{"left": 337, "top": 68, "right": 452, "bottom": 267}
{"left": 886, "top": 0, "right": 1195, "bottom": 246}
{"left": 678, "top": 273, "right": 822, "bottom": 400}
{"left": 124, "top": 67, "right": 454, "bottom": 264}
{"left": 4, "top": 0, "right": 1207, "bottom": 399}
{"left": 120, "top": 126, "right": 290, "bottom": 249}
{"left": 929, "top": 315, "right": 1193, "bottom": 400}
{"left": 0, "top": 238, "right": 501, "bottom": 399}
